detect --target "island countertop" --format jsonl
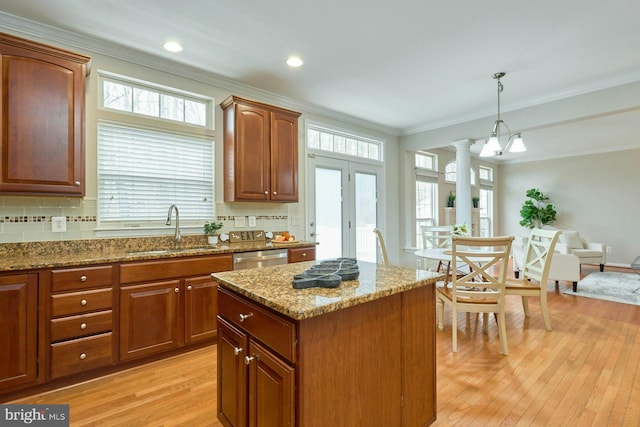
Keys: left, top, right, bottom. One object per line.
{"left": 211, "top": 260, "right": 442, "bottom": 320}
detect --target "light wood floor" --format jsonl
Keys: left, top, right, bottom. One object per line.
{"left": 11, "top": 265, "right": 640, "bottom": 426}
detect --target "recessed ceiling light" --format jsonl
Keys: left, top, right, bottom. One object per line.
{"left": 286, "top": 56, "right": 304, "bottom": 67}
{"left": 163, "top": 41, "right": 183, "bottom": 53}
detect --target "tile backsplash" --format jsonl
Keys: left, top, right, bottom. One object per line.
{"left": 0, "top": 196, "right": 297, "bottom": 243}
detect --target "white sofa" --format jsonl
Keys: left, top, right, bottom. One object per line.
{"left": 512, "top": 235, "right": 581, "bottom": 292}
{"left": 555, "top": 230, "right": 606, "bottom": 273}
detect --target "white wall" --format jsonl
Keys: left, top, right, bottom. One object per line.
{"left": 499, "top": 148, "right": 640, "bottom": 266}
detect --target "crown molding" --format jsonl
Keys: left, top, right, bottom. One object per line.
{"left": 0, "top": 12, "right": 401, "bottom": 138}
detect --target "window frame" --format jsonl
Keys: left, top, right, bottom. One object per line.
{"left": 94, "top": 71, "right": 215, "bottom": 237}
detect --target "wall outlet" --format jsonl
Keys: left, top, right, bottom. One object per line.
{"left": 51, "top": 216, "right": 67, "bottom": 232}
{"left": 234, "top": 216, "right": 246, "bottom": 228}
{"left": 606, "top": 246, "right": 612, "bottom": 253}
{"left": 248, "top": 216, "right": 256, "bottom": 227}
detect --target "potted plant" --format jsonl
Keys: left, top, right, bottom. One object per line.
{"left": 472, "top": 196, "right": 480, "bottom": 209}
{"left": 447, "top": 191, "right": 456, "bottom": 208}
{"left": 204, "top": 220, "right": 223, "bottom": 245}
{"left": 519, "top": 188, "right": 557, "bottom": 229}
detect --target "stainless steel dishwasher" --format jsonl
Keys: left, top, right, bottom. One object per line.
{"left": 232, "top": 249, "right": 289, "bottom": 270}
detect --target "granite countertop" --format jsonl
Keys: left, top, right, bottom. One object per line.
{"left": 212, "top": 261, "right": 442, "bottom": 320}
{"left": 0, "top": 236, "right": 316, "bottom": 272}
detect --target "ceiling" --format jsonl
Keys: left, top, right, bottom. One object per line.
{"left": 2, "top": 0, "right": 640, "bottom": 162}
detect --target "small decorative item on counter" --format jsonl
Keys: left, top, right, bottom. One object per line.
{"left": 292, "top": 258, "right": 359, "bottom": 289}
{"left": 204, "top": 220, "right": 224, "bottom": 245}
{"left": 453, "top": 223, "right": 471, "bottom": 236}
{"left": 274, "top": 231, "right": 297, "bottom": 242}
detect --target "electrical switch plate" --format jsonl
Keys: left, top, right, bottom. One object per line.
{"left": 234, "top": 216, "right": 246, "bottom": 228}
{"left": 51, "top": 216, "right": 67, "bottom": 232}
{"left": 248, "top": 216, "right": 256, "bottom": 227}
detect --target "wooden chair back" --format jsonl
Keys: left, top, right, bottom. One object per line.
{"left": 421, "top": 225, "right": 453, "bottom": 249}
{"left": 450, "top": 235, "right": 514, "bottom": 303}
{"left": 373, "top": 228, "right": 390, "bottom": 266}
{"left": 522, "top": 229, "right": 562, "bottom": 284}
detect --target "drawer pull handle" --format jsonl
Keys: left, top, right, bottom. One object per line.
{"left": 239, "top": 313, "right": 253, "bottom": 322}
{"left": 80, "top": 275, "right": 87, "bottom": 282}
{"left": 187, "top": 285, "right": 193, "bottom": 291}
{"left": 302, "top": 253, "right": 307, "bottom": 257}
{"left": 234, "top": 347, "right": 243, "bottom": 356}
{"left": 244, "top": 355, "right": 255, "bottom": 365}
{"left": 79, "top": 353, "right": 87, "bottom": 360}
{"left": 80, "top": 299, "right": 87, "bottom": 306}
{"left": 80, "top": 323, "right": 87, "bottom": 330}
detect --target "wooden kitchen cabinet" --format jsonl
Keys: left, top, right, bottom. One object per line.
{"left": 0, "top": 33, "right": 90, "bottom": 196}
{"left": 216, "top": 279, "right": 436, "bottom": 426}
{"left": 221, "top": 96, "right": 301, "bottom": 202}
{"left": 48, "top": 265, "right": 115, "bottom": 379}
{"left": 119, "top": 254, "right": 232, "bottom": 361}
{"left": 217, "top": 288, "right": 295, "bottom": 427}
{"left": 0, "top": 273, "right": 38, "bottom": 390}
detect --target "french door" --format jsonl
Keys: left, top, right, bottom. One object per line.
{"left": 307, "top": 155, "right": 383, "bottom": 262}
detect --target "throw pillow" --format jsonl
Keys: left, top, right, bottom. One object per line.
{"left": 560, "top": 230, "right": 584, "bottom": 249}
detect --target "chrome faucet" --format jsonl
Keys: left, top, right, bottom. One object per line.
{"left": 166, "top": 204, "right": 181, "bottom": 248}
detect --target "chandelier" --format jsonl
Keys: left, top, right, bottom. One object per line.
{"left": 479, "top": 72, "right": 526, "bottom": 157}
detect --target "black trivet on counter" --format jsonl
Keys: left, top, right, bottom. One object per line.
{"left": 292, "top": 258, "right": 359, "bottom": 289}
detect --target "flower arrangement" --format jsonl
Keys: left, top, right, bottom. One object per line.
{"left": 453, "top": 223, "right": 471, "bottom": 236}
{"left": 204, "top": 221, "right": 223, "bottom": 235}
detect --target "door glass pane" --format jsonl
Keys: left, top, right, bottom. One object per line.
{"left": 315, "top": 168, "right": 342, "bottom": 260}
{"left": 355, "top": 172, "right": 377, "bottom": 262}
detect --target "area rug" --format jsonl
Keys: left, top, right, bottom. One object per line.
{"left": 564, "top": 272, "right": 640, "bottom": 306}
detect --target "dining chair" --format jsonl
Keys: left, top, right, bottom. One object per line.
{"left": 505, "top": 228, "right": 561, "bottom": 331}
{"left": 436, "top": 235, "right": 514, "bottom": 355}
{"left": 421, "top": 225, "right": 453, "bottom": 271}
{"left": 373, "top": 228, "right": 390, "bottom": 266}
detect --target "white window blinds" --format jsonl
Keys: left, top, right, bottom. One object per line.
{"left": 98, "top": 122, "right": 213, "bottom": 224}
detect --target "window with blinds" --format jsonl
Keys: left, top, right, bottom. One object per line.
{"left": 97, "top": 122, "right": 213, "bottom": 226}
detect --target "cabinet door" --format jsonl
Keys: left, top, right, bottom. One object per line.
{"left": 0, "top": 274, "right": 38, "bottom": 389}
{"left": 119, "top": 280, "right": 181, "bottom": 361}
{"left": 217, "top": 317, "right": 248, "bottom": 427}
{"left": 185, "top": 276, "right": 218, "bottom": 344}
{"left": 270, "top": 111, "right": 299, "bottom": 202}
{"left": 247, "top": 340, "right": 295, "bottom": 427}
{"left": 0, "top": 37, "right": 88, "bottom": 195}
{"left": 234, "top": 102, "right": 271, "bottom": 201}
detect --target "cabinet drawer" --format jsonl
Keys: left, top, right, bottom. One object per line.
{"left": 51, "top": 265, "right": 113, "bottom": 291}
{"left": 218, "top": 287, "right": 296, "bottom": 363}
{"left": 288, "top": 246, "right": 316, "bottom": 263}
{"left": 50, "top": 310, "right": 113, "bottom": 342}
{"left": 120, "top": 255, "right": 233, "bottom": 284}
{"left": 50, "top": 332, "right": 113, "bottom": 378}
{"left": 51, "top": 288, "right": 113, "bottom": 317}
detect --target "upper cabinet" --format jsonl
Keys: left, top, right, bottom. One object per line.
{"left": 0, "top": 33, "right": 90, "bottom": 196}
{"left": 221, "top": 96, "right": 301, "bottom": 202}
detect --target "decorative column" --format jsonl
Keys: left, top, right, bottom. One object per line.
{"left": 452, "top": 139, "right": 474, "bottom": 228}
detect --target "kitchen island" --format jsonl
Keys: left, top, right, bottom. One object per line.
{"left": 212, "top": 260, "right": 441, "bottom": 427}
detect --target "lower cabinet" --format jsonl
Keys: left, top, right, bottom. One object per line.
{"left": 217, "top": 317, "right": 295, "bottom": 427}
{"left": 0, "top": 273, "right": 38, "bottom": 390}
{"left": 48, "top": 265, "right": 116, "bottom": 379}
{"left": 119, "top": 255, "right": 232, "bottom": 362}
{"left": 119, "top": 280, "right": 181, "bottom": 361}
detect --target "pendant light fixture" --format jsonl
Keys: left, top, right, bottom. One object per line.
{"left": 479, "top": 72, "right": 526, "bottom": 157}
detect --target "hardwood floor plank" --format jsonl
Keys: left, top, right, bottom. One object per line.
{"left": 9, "top": 264, "right": 640, "bottom": 426}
